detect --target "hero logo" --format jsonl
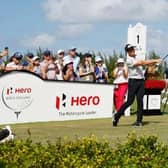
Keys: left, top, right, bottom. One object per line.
{"left": 56, "top": 94, "right": 67, "bottom": 110}
{"left": 56, "top": 94, "right": 100, "bottom": 110}
{"left": 2, "top": 86, "right": 33, "bottom": 119}
{"left": 6, "top": 87, "right": 32, "bottom": 95}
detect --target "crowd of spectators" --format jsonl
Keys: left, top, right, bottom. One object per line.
{"left": 0, "top": 47, "right": 109, "bottom": 83}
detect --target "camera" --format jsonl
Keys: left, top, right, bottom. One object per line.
{"left": 117, "top": 63, "right": 124, "bottom": 67}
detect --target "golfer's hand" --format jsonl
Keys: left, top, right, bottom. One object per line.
{"left": 155, "top": 59, "right": 162, "bottom": 65}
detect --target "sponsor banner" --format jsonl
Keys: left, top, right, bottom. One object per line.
{"left": 0, "top": 72, "right": 113, "bottom": 124}
{"left": 148, "top": 95, "right": 160, "bottom": 110}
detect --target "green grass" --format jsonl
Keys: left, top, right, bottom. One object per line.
{"left": 4, "top": 114, "right": 168, "bottom": 145}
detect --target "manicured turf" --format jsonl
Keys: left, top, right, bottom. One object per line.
{"left": 5, "top": 114, "right": 168, "bottom": 145}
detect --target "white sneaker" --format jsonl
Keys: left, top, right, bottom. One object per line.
{"left": 112, "top": 111, "right": 117, "bottom": 121}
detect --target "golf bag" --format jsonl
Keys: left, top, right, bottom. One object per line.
{"left": 0, "top": 126, "right": 14, "bottom": 143}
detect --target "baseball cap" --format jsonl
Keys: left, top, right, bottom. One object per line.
{"left": 63, "top": 58, "right": 73, "bottom": 66}
{"left": 95, "top": 56, "right": 103, "bottom": 62}
{"left": 27, "top": 52, "right": 34, "bottom": 58}
{"left": 32, "top": 56, "right": 40, "bottom": 61}
{"left": 57, "top": 49, "right": 65, "bottom": 55}
{"left": 84, "top": 53, "right": 92, "bottom": 58}
{"left": 69, "top": 47, "right": 77, "bottom": 51}
{"left": 13, "top": 52, "right": 23, "bottom": 59}
{"left": 43, "top": 50, "right": 51, "bottom": 56}
{"left": 125, "top": 44, "right": 136, "bottom": 52}
{"left": 117, "top": 58, "right": 124, "bottom": 64}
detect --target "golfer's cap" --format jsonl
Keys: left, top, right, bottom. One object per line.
{"left": 13, "top": 52, "right": 23, "bottom": 59}
{"left": 43, "top": 50, "right": 51, "bottom": 56}
{"left": 57, "top": 49, "right": 65, "bottom": 55}
{"left": 27, "top": 52, "right": 34, "bottom": 58}
{"left": 32, "top": 56, "right": 40, "bottom": 61}
{"left": 117, "top": 58, "right": 124, "bottom": 63}
{"left": 95, "top": 56, "right": 103, "bottom": 62}
{"left": 69, "top": 47, "right": 77, "bottom": 51}
{"left": 125, "top": 44, "right": 136, "bottom": 52}
{"left": 63, "top": 57, "right": 73, "bottom": 66}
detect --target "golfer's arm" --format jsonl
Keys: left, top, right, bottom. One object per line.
{"left": 134, "top": 59, "right": 159, "bottom": 66}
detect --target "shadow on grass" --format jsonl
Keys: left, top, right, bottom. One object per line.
{"left": 142, "top": 121, "right": 161, "bottom": 125}
{"left": 117, "top": 120, "right": 163, "bottom": 127}
{"left": 162, "top": 111, "right": 168, "bottom": 115}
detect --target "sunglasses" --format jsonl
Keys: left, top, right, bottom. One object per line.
{"left": 15, "top": 57, "right": 22, "bottom": 60}
{"left": 118, "top": 63, "right": 124, "bottom": 67}
{"left": 59, "top": 52, "right": 64, "bottom": 55}
{"left": 45, "top": 55, "right": 51, "bottom": 57}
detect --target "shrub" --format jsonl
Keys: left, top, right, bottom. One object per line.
{"left": 0, "top": 134, "right": 168, "bottom": 168}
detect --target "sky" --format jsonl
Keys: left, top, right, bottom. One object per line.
{"left": 0, "top": 0, "right": 168, "bottom": 56}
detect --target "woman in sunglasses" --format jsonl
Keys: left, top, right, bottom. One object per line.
{"left": 113, "top": 58, "right": 128, "bottom": 113}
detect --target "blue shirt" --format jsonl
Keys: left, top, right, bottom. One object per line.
{"left": 95, "top": 66, "right": 108, "bottom": 83}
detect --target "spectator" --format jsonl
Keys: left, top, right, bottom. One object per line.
{"left": 95, "top": 56, "right": 109, "bottom": 83}
{"left": 55, "top": 49, "right": 65, "bottom": 80}
{"left": 6, "top": 52, "right": 23, "bottom": 71}
{"left": 64, "top": 47, "right": 80, "bottom": 78}
{"left": 62, "top": 58, "right": 77, "bottom": 81}
{"left": 23, "top": 52, "right": 34, "bottom": 71}
{"left": 40, "top": 50, "right": 52, "bottom": 79}
{"left": 113, "top": 58, "right": 128, "bottom": 112}
{"left": 0, "top": 56, "right": 5, "bottom": 74}
{"left": 31, "top": 56, "right": 42, "bottom": 77}
{"left": 0, "top": 47, "right": 9, "bottom": 63}
{"left": 79, "top": 53, "right": 95, "bottom": 82}
{"left": 87, "top": 53, "right": 94, "bottom": 66}
{"left": 46, "top": 56, "right": 59, "bottom": 80}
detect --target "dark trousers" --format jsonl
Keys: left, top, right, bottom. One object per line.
{"left": 115, "top": 79, "right": 145, "bottom": 123}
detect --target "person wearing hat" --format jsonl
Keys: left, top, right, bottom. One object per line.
{"left": 78, "top": 53, "right": 95, "bottom": 82}
{"left": 22, "top": 52, "right": 35, "bottom": 71}
{"left": 113, "top": 58, "right": 128, "bottom": 113}
{"left": 55, "top": 49, "right": 65, "bottom": 80}
{"left": 62, "top": 57, "right": 77, "bottom": 81}
{"left": 95, "top": 56, "right": 109, "bottom": 83}
{"left": 6, "top": 52, "right": 23, "bottom": 71}
{"left": 40, "top": 50, "right": 52, "bottom": 79}
{"left": 113, "top": 44, "right": 161, "bottom": 127}
{"left": 31, "top": 56, "right": 42, "bottom": 77}
{"left": 63, "top": 47, "right": 80, "bottom": 79}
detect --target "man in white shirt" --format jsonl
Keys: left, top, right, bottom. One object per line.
{"left": 113, "top": 44, "right": 161, "bottom": 127}
{"left": 63, "top": 47, "right": 80, "bottom": 78}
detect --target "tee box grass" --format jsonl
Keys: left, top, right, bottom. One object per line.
{"left": 5, "top": 113, "right": 168, "bottom": 145}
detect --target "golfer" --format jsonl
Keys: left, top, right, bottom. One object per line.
{"left": 113, "top": 44, "right": 161, "bottom": 127}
